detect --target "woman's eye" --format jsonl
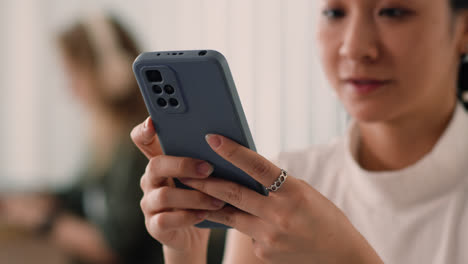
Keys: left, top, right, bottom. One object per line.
{"left": 378, "top": 8, "right": 410, "bottom": 18}
{"left": 322, "top": 9, "right": 345, "bottom": 19}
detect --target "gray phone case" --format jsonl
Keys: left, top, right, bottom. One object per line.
{"left": 133, "top": 50, "right": 268, "bottom": 228}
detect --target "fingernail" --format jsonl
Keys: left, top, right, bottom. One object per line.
{"left": 212, "top": 198, "right": 225, "bottom": 208}
{"left": 205, "top": 134, "right": 221, "bottom": 149}
{"left": 142, "top": 117, "right": 155, "bottom": 145}
{"left": 196, "top": 211, "right": 208, "bottom": 219}
{"left": 196, "top": 162, "right": 214, "bottom": 176}
{"left": 143, "top": 117, "right": 151, "bottom": 130}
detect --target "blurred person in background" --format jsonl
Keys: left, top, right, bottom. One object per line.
{"left": 0, "top": 14, "right": 162, "bottom": 264}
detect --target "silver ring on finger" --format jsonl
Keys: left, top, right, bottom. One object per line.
{"left": 266, "top": 169, "right": 288, "bottom": 192}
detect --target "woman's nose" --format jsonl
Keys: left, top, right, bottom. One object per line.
{"left": 339, "top": 18, "right": 379, "bottom": 63}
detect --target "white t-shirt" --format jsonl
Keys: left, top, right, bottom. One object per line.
{"left": 276, "top": 103, "right": 468, "bottom": 263}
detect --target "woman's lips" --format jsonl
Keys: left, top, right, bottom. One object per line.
{"left": 346, "top": 79, "right": 391, "bottom": 95}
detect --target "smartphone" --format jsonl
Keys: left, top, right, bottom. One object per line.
{"left": 133, "top": 50, "right": 268, "bottom": 228}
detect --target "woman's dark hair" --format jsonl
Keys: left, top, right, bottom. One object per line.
{"left": 57, "top": 15, "right": 147, "bottom": 126}
{"left": 452, "top": 0, "right": 468, "bottom": 9}
{"left": 452, "top": 0, "right": 468, "bottom": 109}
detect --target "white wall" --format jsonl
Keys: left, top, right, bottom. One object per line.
{"left": 0, "top": 0, "right": 348, "bottom": 190}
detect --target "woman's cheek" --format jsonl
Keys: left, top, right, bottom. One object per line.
{"left": 317, "top": 30, "right": 342, "bottom": 82}
{"left": 321, "top": 56, "right": 341, "bottom": 95}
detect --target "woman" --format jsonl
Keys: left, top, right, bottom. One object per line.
{"left": 1, "top": 15, "right": 163, "bottom": 264}
{"left": 131, "top": 0, "right": 468, "bottom": 263}
{"left": 54, "top": 15, "right": 165, "bottom": 264}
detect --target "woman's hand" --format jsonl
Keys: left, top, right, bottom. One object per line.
{"left": 178, "top": 134, "right": 383, "bottom": 264}
{"left": 130, "top": 118, "right": 224, "bottom": 262}
{"left": 0, "top": 194, "right": 57, "bottom": 232}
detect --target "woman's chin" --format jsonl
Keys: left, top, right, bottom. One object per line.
{"left": 344, "top": 101, "right": 392, "bottom": 123}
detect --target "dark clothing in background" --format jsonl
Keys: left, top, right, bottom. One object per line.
{"left": 56, "top": 140, "right": 163, "bottom": 264}
{"left": 56, "top": 140, "right": 226, "bottom": 264}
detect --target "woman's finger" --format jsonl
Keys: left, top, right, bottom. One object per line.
{"left": 205, "top": 134, "right": 288, "bottom": 192}
{"left": 142, "top": 155, "right": 214, "bottom": 191}
{"left": 180, "top": 177, "right": 269, "bottom": 218}
{"left": 147, "top": 210, "right": 207, "bottom": 234}
{"left": 205, "top": 206, "right": 262, "bottom": 238}
{"left": 130, "top": 117, "right": 163, "bottom": 159}
{"left": 141, "top": 187, "right": 226, "bottom": 215}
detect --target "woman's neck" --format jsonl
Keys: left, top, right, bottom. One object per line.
{"left": 357, "top": 99, "right": 457, "bottom": 171}
{"left": 88, "top": 110, "right": 129, "bottom": 173}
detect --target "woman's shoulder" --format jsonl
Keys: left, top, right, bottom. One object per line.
{"left": 272, "top": 136, "right": 347, "bottom": 186}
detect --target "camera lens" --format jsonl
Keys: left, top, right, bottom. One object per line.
{"left": 146, "top": 70, "right": 163, "bottom": 82}
{"left": 169, "top": 98, "right": 179, "bottom": 107}
{"left": 152, "top": 85, "right": 162, "bottom": 94}
{"left": 157, "top": 98, "right": 167, "bottom": 107}
{"left": 164, "top": 85, "right": 175, "bottom": 94}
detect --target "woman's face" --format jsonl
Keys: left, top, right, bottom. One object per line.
{"left": 317, "top": 0, "right": 468, "bottom": 123}
{"left": 62, "top": 55, "right": 100, "bottom": 110}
